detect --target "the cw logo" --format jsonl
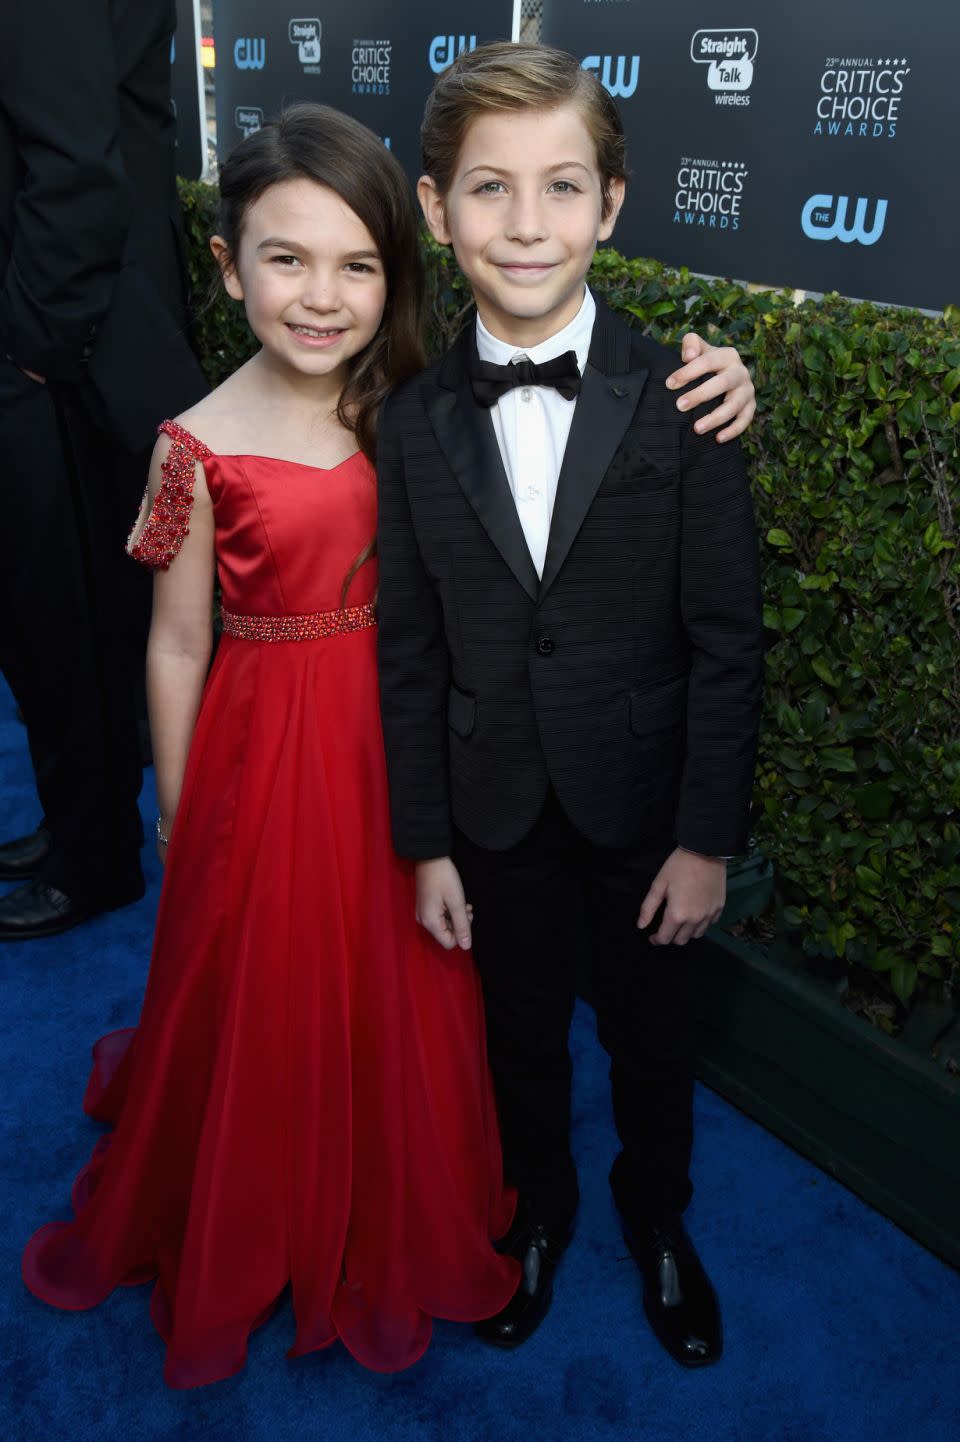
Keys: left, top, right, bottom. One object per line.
{"left": 583, "top": 54, "right": 639, "bottom": 99}
{"left": 801, "top": 194, "right": 888, "bottom": 246}
{"left": 429, "top": 35, "right": 476, "bottom": 74}
{"left": 234, "top": 37, "right": 266, "bottom": 71}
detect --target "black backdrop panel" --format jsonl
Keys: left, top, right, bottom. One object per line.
{"left": 540, "top": 0, "right": 959, "bottom": 311}
{"left": 214, "top": 2, "right": 515, "bottom": 185}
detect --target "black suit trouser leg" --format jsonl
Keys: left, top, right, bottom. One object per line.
{"left": 0, "top": 363, "right": 146, "bottom": 901}
{"left": 454, "top": 793, "right": 584, "bottom": 1239}
{"left": 455, "top": 790, "right": 698, "bottom": 1238}
{"left": 582, "top": 840, "right": 698, "bottom": 1227}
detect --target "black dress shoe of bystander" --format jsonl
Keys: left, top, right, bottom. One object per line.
{"left": 0, "top": 877, "right": 144, "bottom": 941}
{"left": 0, "top": 826, "right": 51, "bottom": 881}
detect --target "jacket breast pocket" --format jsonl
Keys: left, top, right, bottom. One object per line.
{"left": 628, "top": 673, "right": 688, "bottom": 737}
{"left": 448, "top": 685, "right": 477, "bottom": 739}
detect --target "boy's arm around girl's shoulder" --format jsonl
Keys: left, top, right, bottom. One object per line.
{"left": 674, "top": 394, "right": 765, "bottom": 860}
{"left": 375, "top": 389, "right": 454, "bottom": 862}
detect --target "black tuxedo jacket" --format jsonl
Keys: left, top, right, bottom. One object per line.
{"left": 377, "top": 299, "right": 764, "bottom": 860}
{"left": 0, "top": 0, "right": 206, "bottom": 451}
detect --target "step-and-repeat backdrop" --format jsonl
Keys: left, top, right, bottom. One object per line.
{"left": 540, "top": 0, "right": 957, "bottom": 311}
{"left": 203, "top": 0, "right": 958, "bottom": 311}
{"left": 212, "top": 2, "right": 516, "bottom": 184}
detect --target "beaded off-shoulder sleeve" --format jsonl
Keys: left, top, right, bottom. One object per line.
{"left": 127, "top": 420, "right": 214, "bottom": 570}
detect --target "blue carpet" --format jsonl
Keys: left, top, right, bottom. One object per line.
{"left": 1, "top": 676, "right": 959, "bottom": 1442}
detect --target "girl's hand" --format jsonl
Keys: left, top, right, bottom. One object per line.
{"left": 415, "top": 857, "right": 473, "bottom": 951}
{"left": 636, "top": 848, "right": 727, "bottom": 947}
{"left": 666, "top": 333, "right": 756, "bottom": 443}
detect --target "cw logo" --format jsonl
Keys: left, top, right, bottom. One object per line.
{"left": 429, "top": 35, "right": 476, "bottom": 74}
{"left": 234, "top": 37, "right": 266, "bottom": 71}
{"left": 800, "top": 194, "right": 888, "bottom": 246}
{"left": 582, "top": 54, "right": 639, "bottom": 100}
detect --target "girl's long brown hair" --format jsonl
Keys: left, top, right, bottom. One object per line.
{"left": 216, "top": 103, "right": 426, "bottom": 600}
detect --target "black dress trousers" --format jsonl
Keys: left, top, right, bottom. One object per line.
{"left": 454, "top": 788, "right": 698, "bottom": 1240}
{"left": 0, "top": 359, "right": 147, "bottom": 901}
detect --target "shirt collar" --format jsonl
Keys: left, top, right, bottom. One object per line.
{"left": 475, "top": 287, "right": 596, "bottom": 375}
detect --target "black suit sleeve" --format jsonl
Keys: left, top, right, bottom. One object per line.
{"left": 0, "top": 2, "right": 133, "bottom": 381}
{"left": 676, "top": 412, "right": 764, "bottom": 857}
{"left": 376, "top": 391, "right": 453, "bottom": 860}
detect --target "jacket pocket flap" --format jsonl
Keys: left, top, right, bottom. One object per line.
{"left": 629, "top": 674, "right": 688, "bottom": 736}
{"left": 448, "top": 686, "right": 476, "bottom": 738}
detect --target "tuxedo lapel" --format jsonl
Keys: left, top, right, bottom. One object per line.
{"left": 539, "top": 302, "right": 649, "bottom": 600}
{"left": 425, "top": 329, "right": 541, "bottom": 603}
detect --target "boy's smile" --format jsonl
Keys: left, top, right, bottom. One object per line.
{"left": 419, "top": 103, "right": 623, "bottom": 349}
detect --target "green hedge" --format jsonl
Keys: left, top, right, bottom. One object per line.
{"left": 178, "top": 178, "right": 960, "bottom": 1015}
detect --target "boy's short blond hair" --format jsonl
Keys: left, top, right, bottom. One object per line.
{"left": 420, "top": 42, "right": 628, "bottom": 218}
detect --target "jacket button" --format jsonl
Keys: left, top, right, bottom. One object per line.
{"left": 536, "top": 636, "right": 555, "bottom": 656}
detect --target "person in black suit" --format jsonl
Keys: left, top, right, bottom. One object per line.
{"left": 0, "top": 0, "right": 208, "bottom": 937}
{"left": 377, "top": 44, "right": 764, "bottom": 1366}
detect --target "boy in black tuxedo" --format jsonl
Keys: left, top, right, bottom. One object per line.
{"left": 377, "top": 43, "right": 763, "bottom": 1366}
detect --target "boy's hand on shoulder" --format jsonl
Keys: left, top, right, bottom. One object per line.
{"left": 637, "top": 847, "right": 727, "bottom": 947}
{"left": 665, "top": 332, "right": 756, "bottom": 444}
{"left": 415, "top": 857, "right": 474, "bottom": 952}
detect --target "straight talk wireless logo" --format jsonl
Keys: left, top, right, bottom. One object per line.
{"left": 690, "top": 29, "right": 758, "bottom": 107}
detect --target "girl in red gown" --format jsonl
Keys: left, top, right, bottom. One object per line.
{"left": 22, "top": 104, "right": 519, "bottom": 1388}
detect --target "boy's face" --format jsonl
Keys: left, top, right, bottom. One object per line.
{"left": 418, "top": 102, "right": 623, "bottom": 349}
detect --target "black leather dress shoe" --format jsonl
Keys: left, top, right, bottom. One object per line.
{"left": 0, "top": 826, "right": 51, "bottom": 881}
{"left": 623, "top": 1216, "right": 722, "bottom": 1368}
{"left": 474, "top": 1217, "right": 567, "bottom": 1349}
{"left": 0, "top": 877, "right": 144, "bottom": 941}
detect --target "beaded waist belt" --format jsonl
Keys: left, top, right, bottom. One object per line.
{"left": 221, "top": 602, "right": 376, "bottom": 642}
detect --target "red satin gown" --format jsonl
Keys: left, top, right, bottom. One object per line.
{"left": 22, "top": 420, "right": 518, "bottom": 1388}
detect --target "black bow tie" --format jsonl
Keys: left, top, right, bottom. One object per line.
{"left": 471, "top": 351, "right": 581, "bottom": 408}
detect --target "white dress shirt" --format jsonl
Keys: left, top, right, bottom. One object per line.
{"left": 476, "top": 288, "right": 596, "bottom": 579}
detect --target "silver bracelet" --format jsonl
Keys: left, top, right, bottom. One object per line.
{"left": 157, "top": 816, "right": 171, "bottom": 847}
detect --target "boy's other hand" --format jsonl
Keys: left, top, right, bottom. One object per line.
{"left": 665, "top": 332, "right": 756, "bottom": 443}
{"left": 415, "top": 857, "right": 474, "bottom": 951}
{"left": 637, "top": 847, "right": 727, "bottom": 947}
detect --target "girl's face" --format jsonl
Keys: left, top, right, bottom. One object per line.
{"left": 213, "top": 177, "right": 387, "bottom": 385}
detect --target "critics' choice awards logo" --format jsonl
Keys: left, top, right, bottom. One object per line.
{"left": 233, "top": 37, "right": 265, "bottom": 70}
{"left": 429, "top": 35, "right": 476, "bottom": 74}
{"left": 352, "top": 40, "right": 391, "bottom": 95}
{"left": 582, "top": 54, "right": 639, "bottom": 99}
{"left": 289, "top": 18, "right": 321, "bottom": 73}
{"left": 814, "top": 56, "right": 911, "bottom": 139}
{"left": 674, "top": 159, "right": 748, "bottom": 231}
{"left": 801, "top": 194, "right": 888, "bottom": 246}
{"left": 690, "top": 29, "right": 758, "bottom": 107}
{"left": 235, "top": 106, "right": 264, "bottom": 138}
